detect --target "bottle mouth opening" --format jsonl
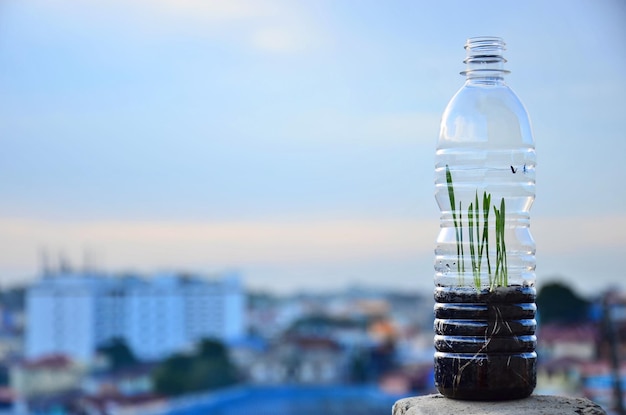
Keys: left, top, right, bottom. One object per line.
{"left": 462, "top": 36, "right": 509, "bottom": 78}
{"left": 464, "top": 36, "right": 506, "bottom": 51}
{"left": 464, "top": 36, "right": 506, "bottom": 60}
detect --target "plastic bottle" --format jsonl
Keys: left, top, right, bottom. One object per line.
{"left": 433, "top": 36, "right": 537, "bottom": 400}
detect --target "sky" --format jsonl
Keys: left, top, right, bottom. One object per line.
{"left": 1, "top": 0, "right": 625, "bottom": 295}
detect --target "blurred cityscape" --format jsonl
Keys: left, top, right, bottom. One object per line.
{"left": 0, "top": 265, "right": 623, "bottom": 415}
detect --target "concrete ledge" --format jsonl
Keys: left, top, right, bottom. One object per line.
{"left": 392, "top": 394, "right": 607, "bottom": 415}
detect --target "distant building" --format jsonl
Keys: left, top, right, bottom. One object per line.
{"left": 537, "top": 323, "right": 598, "bottom": 361}
{"left": 247, "top": 336, "right": 346, "bottom": 385}
{"left": 26, "top": 274, "right": 101, "bottom": 362}
{"left": 10, "top": 354, "right": 85, "bottom": 399}
{"left": 25, "top": 271, "right": 245, "bottom": 362}
{"left": 81, "top": 362, "right": 158, "bottom": 397}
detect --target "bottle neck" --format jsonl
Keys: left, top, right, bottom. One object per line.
{"left": 461, "top": 36, "right": 510, "bottom": 85}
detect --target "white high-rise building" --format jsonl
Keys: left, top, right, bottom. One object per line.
{"left": 25, "top": 271, "right": 245, "bottom": 362}
{"left": 26, "top": 274, "right": 101, "bottom": 362}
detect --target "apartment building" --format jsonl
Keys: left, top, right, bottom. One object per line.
{"left": 25, "top": 271, "right": 244, "bottom": 362}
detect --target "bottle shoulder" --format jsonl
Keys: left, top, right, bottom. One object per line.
{"left": 446, "top": 83, "right": 528, "bottom": 114}
{"left": 439, "top": 83, "right": 534, "bottom": 147}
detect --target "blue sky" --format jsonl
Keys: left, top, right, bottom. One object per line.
{"left": 1, "top": 0, "right": 625, "bottom": 294}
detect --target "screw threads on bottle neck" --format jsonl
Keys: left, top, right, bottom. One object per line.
{"left": 461, "top": 36, "right": 510, "bottom": 82}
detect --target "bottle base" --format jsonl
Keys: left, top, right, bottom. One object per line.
{"left": 434, "top": 352, "right": 537, "bottom": 401}
{"left": 433, "top": 286, "right": 537, "bottom": 401}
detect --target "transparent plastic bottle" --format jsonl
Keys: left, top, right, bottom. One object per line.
{"left": 433, "top": 37, "right": 537, "bottom": 400}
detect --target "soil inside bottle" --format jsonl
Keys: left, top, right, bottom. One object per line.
{"left": 434, "top": 285, "right": 537, "bottom": 400}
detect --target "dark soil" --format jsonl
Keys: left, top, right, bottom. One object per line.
{"left": 433, "top": 285, "right": 537, "bottom": 400}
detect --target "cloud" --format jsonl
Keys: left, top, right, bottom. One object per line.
{"left": 277, "top": 111, "right": 441, "bottom": 147}
{"left": 31, "top": 0, "right": 274, "bottom": 21}
{"left": 4, "top": 212, "right": 624, "bottom": 268}
{"left": 144, "top": 0, "right": 272, "bottom": 20}
{"left": 0, "top": 216, "right": 434, "bottom": 277}
{"left": 365, "top": 112, "right": 441, "bottom": 145}
{"left": 20, "top": 0, "right": 321, "bottom": 55}
{"left": 2, "top": 214, "right": 625, "bottom": 292}
{"left": 250, "top": 27, "right": 307, "bottom": 54}
{"left": 533, "top": 215, "right": 626, "bottom": 255}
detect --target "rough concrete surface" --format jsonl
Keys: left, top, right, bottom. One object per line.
{"left": 392, "top": 394, "right": 607, "bottom": 415}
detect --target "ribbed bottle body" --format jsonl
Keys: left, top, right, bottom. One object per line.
{"left": 434, "top": 83, "right": 536, "bottom": 290}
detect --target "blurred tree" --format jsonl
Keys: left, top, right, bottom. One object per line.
{"left": 97, "top": 337, "right": 138, "bottom": 370}
{"left": 198, "top": 338, "right": 228, "bottom": 358}
{"left": 152, "top": 353, "right": 194, "bottom": 396}
{"left": 153, "top": 338, "right": 238, "bottom": 396}
{"left": 196, "top": 338, "right": 238, "bottom": 389}
{"left": 536, "top": 281, "right": 590, "bottom": 324}
{"left": 349, "top": 349, "right": 369, "bottom": 383}
{"left": 0, "top": 287, "right": 26, "bottom": 311}
{"left": 0, "top": 365, "right": 8, "bottom": 386}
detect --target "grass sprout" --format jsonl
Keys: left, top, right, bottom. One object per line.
{"left": 444, "top": 165, "right": 508, "bottom": 290}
